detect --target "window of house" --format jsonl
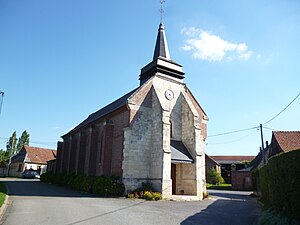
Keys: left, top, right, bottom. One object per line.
{"left": 18, "top": 164, "right": 22, "bottom": 172}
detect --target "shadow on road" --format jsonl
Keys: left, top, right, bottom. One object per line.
{"left": 208, "top": 191, "right": 252, "bottom": 200}
{"left": 2, "top": 179, "right": 98, "bottom": 198}
{"left": 181, "top": 197, "right": 261, "bottom": 225}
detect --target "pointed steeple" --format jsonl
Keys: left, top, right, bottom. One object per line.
{"left": 139, "top": 23, "right": 185, "bottom": 85}
{"left": 153, "top": 23, "right": 170, "bottom": 60}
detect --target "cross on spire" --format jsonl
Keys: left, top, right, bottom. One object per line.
{"left": 159, "top": 0, "right": 165, "bottom": 23}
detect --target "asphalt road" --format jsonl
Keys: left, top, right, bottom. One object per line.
{"left": 0, "top": 178, "right": 261, "bottom": 225}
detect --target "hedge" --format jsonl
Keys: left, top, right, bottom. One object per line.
{"left": 40, "top": 172, "right": 124, "bottom": 196}
{"left": 259, "top": 149, "right": 300, "bottom": 222}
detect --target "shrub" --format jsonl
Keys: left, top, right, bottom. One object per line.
{"left": 259, "top": 149, "right": 300, "bottom": 222}
{"left": 127, "top": 181, "right": 162, "bottom": 201}
{"left": 92, "top": 176, "right": 124, "bottom": 196}
{"left": 40, "top": 172, "right": 124, "bottom": 197}
{"left": 207, "top": 168, "right": 224, "bottom": 185}
{"left": 0, "top": 182, "right": 7, "bottom": 207}
{"left": 258, "top": 209, "right": 299, "bottom": 225}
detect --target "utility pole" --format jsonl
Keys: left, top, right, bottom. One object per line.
{"left": 260, "top": 124, "right": 266, "bottom": 165}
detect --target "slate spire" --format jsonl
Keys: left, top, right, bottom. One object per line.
{"left": 139, "top": 23, "right": 185, "bottom": 85}
{"left": 153, "top": 23, "right": 170, "bottom": 60}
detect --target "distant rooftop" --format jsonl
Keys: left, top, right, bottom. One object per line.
{"left": 210, "top": 156, "right": 255, "bottom": 164}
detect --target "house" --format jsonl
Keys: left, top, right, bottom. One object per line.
{"left": 210, "top": 156, "right": 255, "bottom": 184}
{"left": 55, "top": 22, "right": 208, "bottom": 200}
{"left": 249, "top": 131, "right": 300, "bottom": 172}
{"left": 268, "top": 131, "right": 300, "bottom": 158}
{"left": 205, "top": 154, "right": 221, "bottom": 175}
{"left": 231, "top": 131, "right": 300, "bottom": 191}
{"left": 9, "top": 145, "right": 56, "bottom": 177}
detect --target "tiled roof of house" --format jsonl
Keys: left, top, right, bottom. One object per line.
{"left": 273, "top": 131, "right": 300, "bottom": 152}
{"left": 210, "top": 156, "right": 255, "bottom": 164}
{"left": 24, "top": 146, "right": 56, "bottom": 164}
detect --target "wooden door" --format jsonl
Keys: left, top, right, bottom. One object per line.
{"left": 171, "top": 163, "right": 176, "bottom": 195}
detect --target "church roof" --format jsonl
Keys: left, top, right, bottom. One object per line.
{"left": 63, "top": 88, "right": 138, "bottom": 136}
{"left": 153, "top": 23, "right": 170, "bottom": 60}
{"left": 171, "top": 140, "right": 194, "bottom": 163}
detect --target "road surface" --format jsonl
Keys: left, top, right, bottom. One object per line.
{"left": 0, "top": 178, "right": 261, "bottom": 225}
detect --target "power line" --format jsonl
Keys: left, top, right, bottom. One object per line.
{"left": 206, "top": 130, "right": 256, "bottom": 145}
{"left": 263, "top": 126, "right": 279, "bottom": 131}
{"left": 0, "top": 136, "right": 56, "bottom": 147}
{"left": 263, "top": 92, "right": 300, "bottom": 125}
{"left": 30, "top": 141, "right": 57, "bottom": 147}
{"left": 207, "top": 126, "right": 258, "bottom": 138}
{"left": 207, "top": 92, "right": 299, "bottom": 139}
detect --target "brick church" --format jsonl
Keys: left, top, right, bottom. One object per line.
{"left": 55, "top": 22, "right": 208, "bottom": 200}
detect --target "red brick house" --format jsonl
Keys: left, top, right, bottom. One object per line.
{"left": 231, "top": 131, "right": 300, "bottom": 190}
{"left": 55, "top": 23, "right": 208, "bottom": 200}
{"left": 268, "top": 131, "right": 300, "bottom": 158}
{"left": 9, "top": 145, "right": 56, "bottom": 177}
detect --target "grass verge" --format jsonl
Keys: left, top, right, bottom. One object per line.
{"left": 0, "top": 182, "right": 7, "bottom": 207}
{"left": 206, "top": 183, "right": 232, "bottom": 190}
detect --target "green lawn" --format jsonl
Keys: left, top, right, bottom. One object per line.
{"left": 206, "top": 183, "right": 232, "bottom": 190}
{"left": 0, "top": 182, "right": 7, "bottom": 207}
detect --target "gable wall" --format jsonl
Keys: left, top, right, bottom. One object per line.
{"left": 122, "top": 81, "right": 160, "bottom": 191}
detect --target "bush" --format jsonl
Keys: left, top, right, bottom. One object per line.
{"left": 0, "top": 182, "right": 7, "bottom": 207}
{"left": 127, "top": 181, "right": 162, "bottom": 201}
{"left": 207, "top": 168, "right": 224, "bottom": 185}
{"left": 40, "top": 172, "right": 124, "bottom": 197}
{"left": 92, "top": 176, "right": 124, "bottom": 196}
{"left": 259, "top": 149, "right": 300, "bottom": 223}
{"left": 258, "top": 209, "right": 299, "bottom": 225}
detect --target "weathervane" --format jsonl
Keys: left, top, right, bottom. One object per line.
{"left": 159, "top": 0, "right": 165, "bottom": 23}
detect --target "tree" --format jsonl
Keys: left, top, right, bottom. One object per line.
{"left": 0, "top": 149, "right": 8, "bottom": 167}
{"left": 6, "top": 130, "right": 30, "bottom": 156}
{"left": 207, "top": 168, "right": 225, "bottom": 185}
{"left": 16, "top": 130, "right": 30, "bottom": 152}
{"left": 6, "top": 131, "right": 17, "bottom": 156}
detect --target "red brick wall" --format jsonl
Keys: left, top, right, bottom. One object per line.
{"left": 88, "top": 127, "right": 100, "bottom": 176}
{"left": 109, "top": 109, "right": 130, "bottom": 176}
{"left": 61, "top": 140, "right": 69, "bottom": 173}
{"left": 231, "top": 171, "right": 253, "bottom": 191}
{"left": 77, "top": 132, "right": 87, "bottom": 174}
{"left": 55, "top": 142, "right": 63, "bottom": 174}
{"left": 69, "top": 135, "right": 78, "bottom": 173}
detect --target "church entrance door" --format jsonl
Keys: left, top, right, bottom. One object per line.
{"left": 171, "top": 163, "right": 176, "bottom": 195}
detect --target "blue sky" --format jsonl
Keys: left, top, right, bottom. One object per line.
{"left": 0, "top": 0, "right": 299, "bottom": 156}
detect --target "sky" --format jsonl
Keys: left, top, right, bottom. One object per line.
{"left": 0, "top": 0, "right": 299, "bottom": 156}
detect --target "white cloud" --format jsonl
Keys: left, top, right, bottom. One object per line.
{"left": 181, "top": 27, "right": 253, "bottom": 62}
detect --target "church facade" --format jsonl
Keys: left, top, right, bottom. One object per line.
{"left": 55, "top": 23, "right": 208, "bottom": 200}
